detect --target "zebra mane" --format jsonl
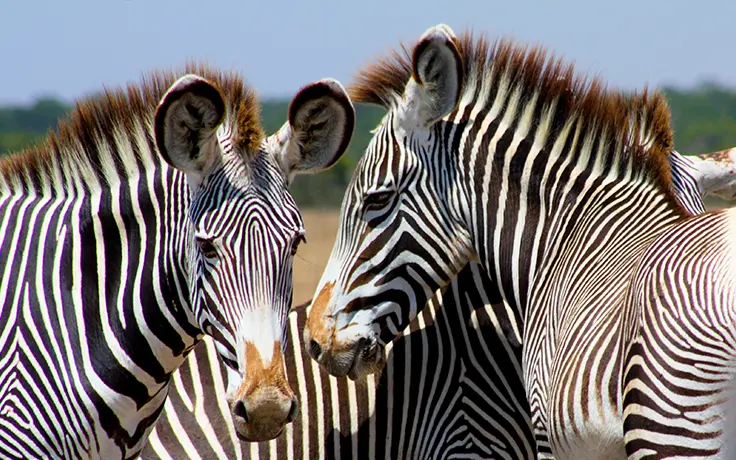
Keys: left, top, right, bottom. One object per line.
{"left": 0, "top": 62, "right": 264, "bottom": 192}
{"left": 350, "top": 31, "right": 681, "bottom": 208}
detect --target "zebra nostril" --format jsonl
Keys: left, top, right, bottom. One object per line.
{"left": 355, "top": 337, "right": 368, "bottom": 355}
{"left": 308, "top": 339, "right": 322, "bottom": 360}
{"left": 286, "top": 397, "right": 299, "bottom": 423}
{"left": 233, "top": 400, "right": 248, "bottom": 423}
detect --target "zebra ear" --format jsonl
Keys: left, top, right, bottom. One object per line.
{"left": 399, "top": 24, "right": 464, "bottom": 129}
{"left": 274, "top": 78, "right": 355, "bottom": 178}
{"left": 155, "top": 75, "right": 226, "bottom": 186}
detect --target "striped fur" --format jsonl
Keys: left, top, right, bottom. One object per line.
{"left": 0, "top": 65, "right": 352, "bottom": 458}
{"left": 306, "top": 25, "right": 736, "bottom": 459}
{"left": 142, "top": 268, "right": 530, "bottom": 460}
{"left": 140, "top": 149, "right": 727, "bottom": 459}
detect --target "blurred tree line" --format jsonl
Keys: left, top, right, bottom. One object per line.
{"left": 1, "top": 83, "right": 735, "bottom": 208}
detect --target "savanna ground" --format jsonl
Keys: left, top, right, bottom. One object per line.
{"left": 292, "top": 210, "right": 341, "bottom": 306}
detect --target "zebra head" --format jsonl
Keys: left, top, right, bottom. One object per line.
{"left": 305, "top": 25, "right": 474, "bottom": 379}
{"left": 155, "top": 75, "right": 354, "bottom": 440}
{"left": 693, "top": 148, "right": 736, "bottom": 201}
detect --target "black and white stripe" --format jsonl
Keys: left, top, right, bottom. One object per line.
{"left": 142, "top": 265, "right": 533, "bottom": 460}
{"left": 668, "top": 150, "right": 707, "bottom": 213}
{"left": 140, "top": 149, "right": 724, "bottom": 460}
{"left": 0, "top": 66, "right": 353, "bottom": 458}
{"left": 306, "top": 25, "right": 736, "bottom": 459}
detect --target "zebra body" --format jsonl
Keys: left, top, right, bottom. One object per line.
{"left": 0, "top": 66, "right": 354, "bottom": 458}
{"left": 143, "top": 265, "right": 532, "bottom": 460}
{"left": 305, "top": 25, "right": 736, "bottom": 459}
{"left": 142, "top": 149, "right": 728, "bottom": 459}
{"left": 622, "top": 208, "right": 736, "bottom": 457}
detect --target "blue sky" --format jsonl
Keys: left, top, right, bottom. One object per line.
{"left": 2, "top": 0, "right": 733, "bottom": 104}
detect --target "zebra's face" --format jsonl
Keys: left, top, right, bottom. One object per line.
{"left": 186, "top": 152, "right": 303, "bottom": 437}
{"left": 695, "top": 148, "right": 736, "bottom": 201}
{"left": 305, "top": 25, "right": 475, "bottom": 380}
{"left": 156, "top": 75, "right": 354, "bottom": 440}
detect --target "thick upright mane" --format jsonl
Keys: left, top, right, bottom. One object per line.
{"left": 350, "top": 31, "right": 679, "bottom": 204}
{"left": 0, "top": 63, "right": 264, "bottom": 190}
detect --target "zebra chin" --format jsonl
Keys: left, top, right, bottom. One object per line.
{"left": 308, "top": 328, "right": 386, "bottom": 380}
{"left": 345, "top": 336, "right": 387, "bottom": 381}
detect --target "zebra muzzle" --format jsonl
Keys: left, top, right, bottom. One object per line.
{"left": 229, "top": 393, "right": 298, "bottom": 442}
{"left": 346, "top": 335, "right": 386, "bottom": 381}
{"left": 228, "top": 341, "right": 297, "bottom": 442}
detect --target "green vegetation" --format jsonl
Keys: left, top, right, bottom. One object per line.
{"left": 666, "top": 83, "right": 736, "bottom": 154}
{"left": 0, "top": 98, "right": 68, "bottom": 153}
{"left": 1, "top": 83, "right": 735, "bottom": 208}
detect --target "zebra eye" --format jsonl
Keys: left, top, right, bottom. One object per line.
{"left": 363, "top": 190, "right": 394, "bottom": 211}
{"left": 291, "top": 234, "right": 306, "bottom": 256}
{"left": 197, "top": 238, "right": 218, "bottom": 259}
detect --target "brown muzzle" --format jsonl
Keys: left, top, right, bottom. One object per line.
{"left": 229, "top": 341, "right": 297, "bottom": 442}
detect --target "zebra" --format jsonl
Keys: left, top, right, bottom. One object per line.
{"left": 0, "top": 64, "right": 354, "bottom": 459}
{"left": 690, "top": 147, "right": 736, "bottom": 201}
{"left": 304, "top": 25, "right": 736, "bottom": 459}
{"left": 140, "top": 148, "right": 735, "bottom": 460}
{"left": 143, "top": 275, "right": 532, "bottom": 460}
{"left": 668, "top": 147, "right": 736, "bottom": 210}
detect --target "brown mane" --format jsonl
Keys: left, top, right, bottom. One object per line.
{"left": 0, "top": 62, "right": 264, "bottom": 190}
{"left": 349, "top": 31, "right": 679, "bottom": 209}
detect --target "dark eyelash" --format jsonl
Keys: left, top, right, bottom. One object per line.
{"left": 197, "top": 238, "right": 217, "bottom": 258}
{"left": 363, "top": 191, "right": 394, "bottom": 210}
{"left": 291, "top": 234, "right": 306, "bottom": 256}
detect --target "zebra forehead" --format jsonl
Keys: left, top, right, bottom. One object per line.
{"left": 0, "top": 62, "right": 264, "bottom": 181}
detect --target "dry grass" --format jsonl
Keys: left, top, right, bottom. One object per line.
{"left": 292, "top": 209, "right": 341, "bottom": 306}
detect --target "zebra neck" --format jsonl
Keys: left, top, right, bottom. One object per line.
{"left": 93, "top": 162, "right": 201, "bottom": 362}
{"left": 74, "top": 162, "right": 202, "bottom": 455}
{"left": 0, "top": 157, "right": 202, "bottom": 457}
{"left": 458, "top": 135, "right": 685, "bottom": 321}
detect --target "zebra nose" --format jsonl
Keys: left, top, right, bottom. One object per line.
{"left": 233, "top": 400, "right": 248, "bottom": 423}
{"left": 308, "top": 339, "right": 323, "bottom": 361}
{"left": 286, "top": 396, "right": 299, "bottom": 423}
